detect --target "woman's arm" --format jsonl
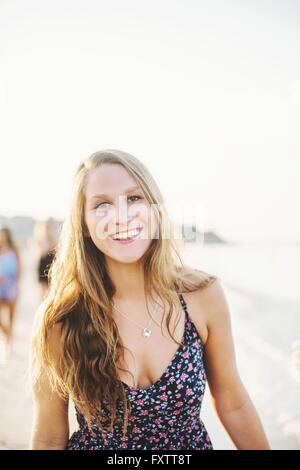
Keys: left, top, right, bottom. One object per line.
{"left": 30, "top": 323, "right": 70, "bottom": 450}
{"left": 199, "top": 279, "right": 271, "bottom": 450}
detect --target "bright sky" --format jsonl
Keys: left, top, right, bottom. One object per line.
{"left": 0, "top": 0, "right": 299, "bottom": 243}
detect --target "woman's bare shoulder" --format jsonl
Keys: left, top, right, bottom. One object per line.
{"left": 177, "top": 265, "right": 218, "bottom": 292}
{"left": 180, "top": 275, "right": 224, "bottom": 345}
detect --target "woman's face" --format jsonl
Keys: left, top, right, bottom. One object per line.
{"left": 84, "top": 164, "right": 158, "bottom": 264}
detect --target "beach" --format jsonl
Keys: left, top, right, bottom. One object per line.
{"left": 0, "top": 243, "right": 299, "bottom": 450}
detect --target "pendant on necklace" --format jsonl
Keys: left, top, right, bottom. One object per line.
{"left": 142, "top": 327, "right": 151, "bottom": 338}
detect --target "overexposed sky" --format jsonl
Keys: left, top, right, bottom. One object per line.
{"left": 0, "top": 0, "right": 299, "bottom": 243}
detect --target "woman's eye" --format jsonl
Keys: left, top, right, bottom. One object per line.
{"left": 95, "top": 201, "right": 110, "bottom": 210}
{"left": 128, "top": 195, "right": 143, "bottom": 203}
{"left": 95, "top": 195, "right": 142, "bottom": 210}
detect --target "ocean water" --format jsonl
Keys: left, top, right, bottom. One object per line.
{"left": 182, "top": 241, "right": 300, "bottom": 304}
{"left": 182, "top": 241, "right": 300, "bottom": 449}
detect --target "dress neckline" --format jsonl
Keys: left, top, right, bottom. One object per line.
{"left": 121, "top": 295, "right": 188, "bottom": 393}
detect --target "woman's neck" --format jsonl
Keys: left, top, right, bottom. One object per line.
{"left": 0, "top": 244, "right": 10, "bottom": 254}
{"left": 106, "top": 258, "right": 146, "bottom": 302}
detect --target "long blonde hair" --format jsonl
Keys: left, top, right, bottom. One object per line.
{"left": 30, "top": 149, "right": 217, "bottom": 441}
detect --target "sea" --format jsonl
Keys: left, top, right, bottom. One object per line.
{"left": 182, "top": 241, "right": 300, "bottom": 449}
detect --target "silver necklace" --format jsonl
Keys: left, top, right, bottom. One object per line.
{"left": 111, "top": 298, "right": 160, "bottom": 339}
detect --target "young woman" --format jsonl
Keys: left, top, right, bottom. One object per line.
{"left": 0, "top": 227, "right": 21, "bottom": 351}
{"left": 29, "top": 150, "right": 271, "bottom": 450}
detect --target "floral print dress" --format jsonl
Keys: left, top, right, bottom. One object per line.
{"left": 65, "top": 293, "right": 213, "bottom": 450}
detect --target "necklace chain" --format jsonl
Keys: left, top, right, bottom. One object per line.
{"left": 111, "top": 298, "right": 161, "bottom": 339}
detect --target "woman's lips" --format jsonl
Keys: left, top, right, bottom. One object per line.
{"left": 110, "top": 226, "right": 143, "bottom": 244}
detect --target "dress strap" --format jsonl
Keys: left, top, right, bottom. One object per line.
{"left": 178, "top": 293, "right": 187, "bottom": 310}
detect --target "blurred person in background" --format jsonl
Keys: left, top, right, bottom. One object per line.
{"left": 0, "top": 226, "right": 22, "bottom": 354}
{"left": 30, "top": 219, "right": 58, "bottom": 302}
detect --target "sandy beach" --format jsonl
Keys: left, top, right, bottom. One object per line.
{"left": 0, "top": 246, "right": 299, "bottom": 450}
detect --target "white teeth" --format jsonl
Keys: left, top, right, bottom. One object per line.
{"left": 112, "top": 227, "right": 141, "bottom": 240}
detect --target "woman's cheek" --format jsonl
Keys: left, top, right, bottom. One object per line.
{"left": 94, "top": 215, "right": 111, "bottom": 241}
{"left": 128, "top": 202, "right": 152, "bottom": 228}
{"left": 141, "top": 205, "right": 158, "bottom": 240}
{"left": 85, "top": 212, "right": 106, "bottom": 243}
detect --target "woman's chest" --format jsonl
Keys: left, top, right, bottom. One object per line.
{"left": 115, "top": 306, "right": 186, "bottom": 389}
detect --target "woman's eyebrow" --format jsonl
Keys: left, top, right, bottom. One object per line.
{"left": 90, "top": 185, "right": 141, "bottom": 200}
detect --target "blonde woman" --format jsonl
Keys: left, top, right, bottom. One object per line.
{"left": 29, "top": 150, "right": 270, "bottom": 450}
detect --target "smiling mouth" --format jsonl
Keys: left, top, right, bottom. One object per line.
{"left": 109, "top": 226, "right": 143, "bottom": 241}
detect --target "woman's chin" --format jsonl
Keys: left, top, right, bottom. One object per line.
{"left": 103, "top": 242, "right": 150, "bottom": 264}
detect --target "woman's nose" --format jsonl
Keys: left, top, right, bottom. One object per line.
{"left": 114, "top": 196, "right": 132, "bottom": 228}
